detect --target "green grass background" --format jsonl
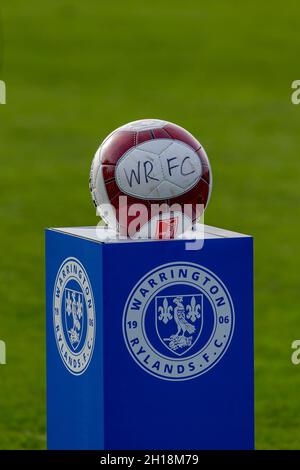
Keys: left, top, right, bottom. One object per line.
{"left": 1, "top": 0, "right": 300, "bottom": 449}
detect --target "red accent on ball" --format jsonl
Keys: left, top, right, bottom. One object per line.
{"left": 195, "top": 148, "right": 211, "bottom": 184}
{"left": 102, "top": 164, "right": 116, "bottom": 182}
{"left": 91, "top": 120, "right": 212, "bottom": 237}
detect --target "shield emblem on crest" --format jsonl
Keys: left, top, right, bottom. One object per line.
{"left": 155, "top": 294, "right": 203, "bottom": 356}
{"left": 64, "top": 288, "right": 84, "bottom": 351}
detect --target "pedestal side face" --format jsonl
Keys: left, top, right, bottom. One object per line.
{"left": 46, "top": 230, "right": 104, "bottom": 449}
{"left": 102, "top": 236, "right": 254, "bottom": 450}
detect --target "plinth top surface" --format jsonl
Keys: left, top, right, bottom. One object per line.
{"left": 47, "top": 225, "right": 251, "bottom": 244}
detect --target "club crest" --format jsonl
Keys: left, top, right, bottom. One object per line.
{"left": 155, "top": 294, "right": 203, "bottom": 356}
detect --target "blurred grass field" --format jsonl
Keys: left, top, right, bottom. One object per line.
{"left": 1, "top": 0, "right": 300, "bottom": 449}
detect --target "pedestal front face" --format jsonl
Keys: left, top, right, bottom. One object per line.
{"left": 45, "top": 230, "right": 104, "bottom": 450}
{"left": 46, "top": 227, "right": 254, "bottom": 450}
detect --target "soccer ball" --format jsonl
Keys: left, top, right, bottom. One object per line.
{"left": 89, "top": 119, "right": 212, "bottom": 238}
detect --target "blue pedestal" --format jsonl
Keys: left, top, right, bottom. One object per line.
{"left": 45, "top": 226, "right": 254, "bottom": 450}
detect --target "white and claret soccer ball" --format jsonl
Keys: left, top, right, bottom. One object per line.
{"left": 89, "top": 119, "right": 212, "bottom": 239}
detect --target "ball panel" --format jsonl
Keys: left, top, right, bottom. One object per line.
{"left": 136, "top": 130, "right": 153, "bottom": 145}
{"left": 89, "top": 147, "right": 101, "bottom": 190}
{"left": 101, "top": 164, "right": 116, "bottom": 182}
{"left": 119, "top": 119, "right": 166, "bottom": 132}
{"left": 158, "top": 140, "right": 202, "bottom": 191}
{"left": 170, "top": 178, "right": 210, "bottom": 220}
{"left": 137, "top": 138, "right": 172, "bottom": 154}
{"left": 90, "top": 119, "right": 212, "bottom": 238}
{"left": 196, "top": 178, "right": 210, "bottom": 206}
{"left": 93, "top": 161, "right": 111, "bottom": 205}
{"left": 200, "top": 166, "right": 210, "bottom": 185}
{"left": 100, "top": 130, "right": 135, "bottom": 165}
{"left": 115, "top": 146, "right": 162, "bottom": 199}
{"left": 133, "top": 211, "right": 193, "bottom": 240}
{"left": 104, "top": 179, "right": 122, "bottom": 202}
{"left": 163, "top": 122, "right": 201, "bottom": 150}
{"left": 152, "top": 128, "right": 172, "bottom": 139}
{"left": 91, "top": 160, "right": 120, "bottom": 229}
{"left": 195, "top": 147, "right": 212, "bottom": 197}
{"left": 196, "top": 147, "right": 210, "bottom": 168}
{"left": 115, "top": 139, "right": 202, "bottom": 200}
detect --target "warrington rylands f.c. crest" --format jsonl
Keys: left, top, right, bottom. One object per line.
{"left": 123, "top": 262, "right": 235, "bottom": 381}
{"left": 53, "top": 257, "right": 95, "bottom": 375}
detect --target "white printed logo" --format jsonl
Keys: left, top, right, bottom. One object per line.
{"left": 53, "top": 257, "right": 96, "bottom": 375}
{"left": 123, "top": 262, "right": 234, "bottom": 381}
